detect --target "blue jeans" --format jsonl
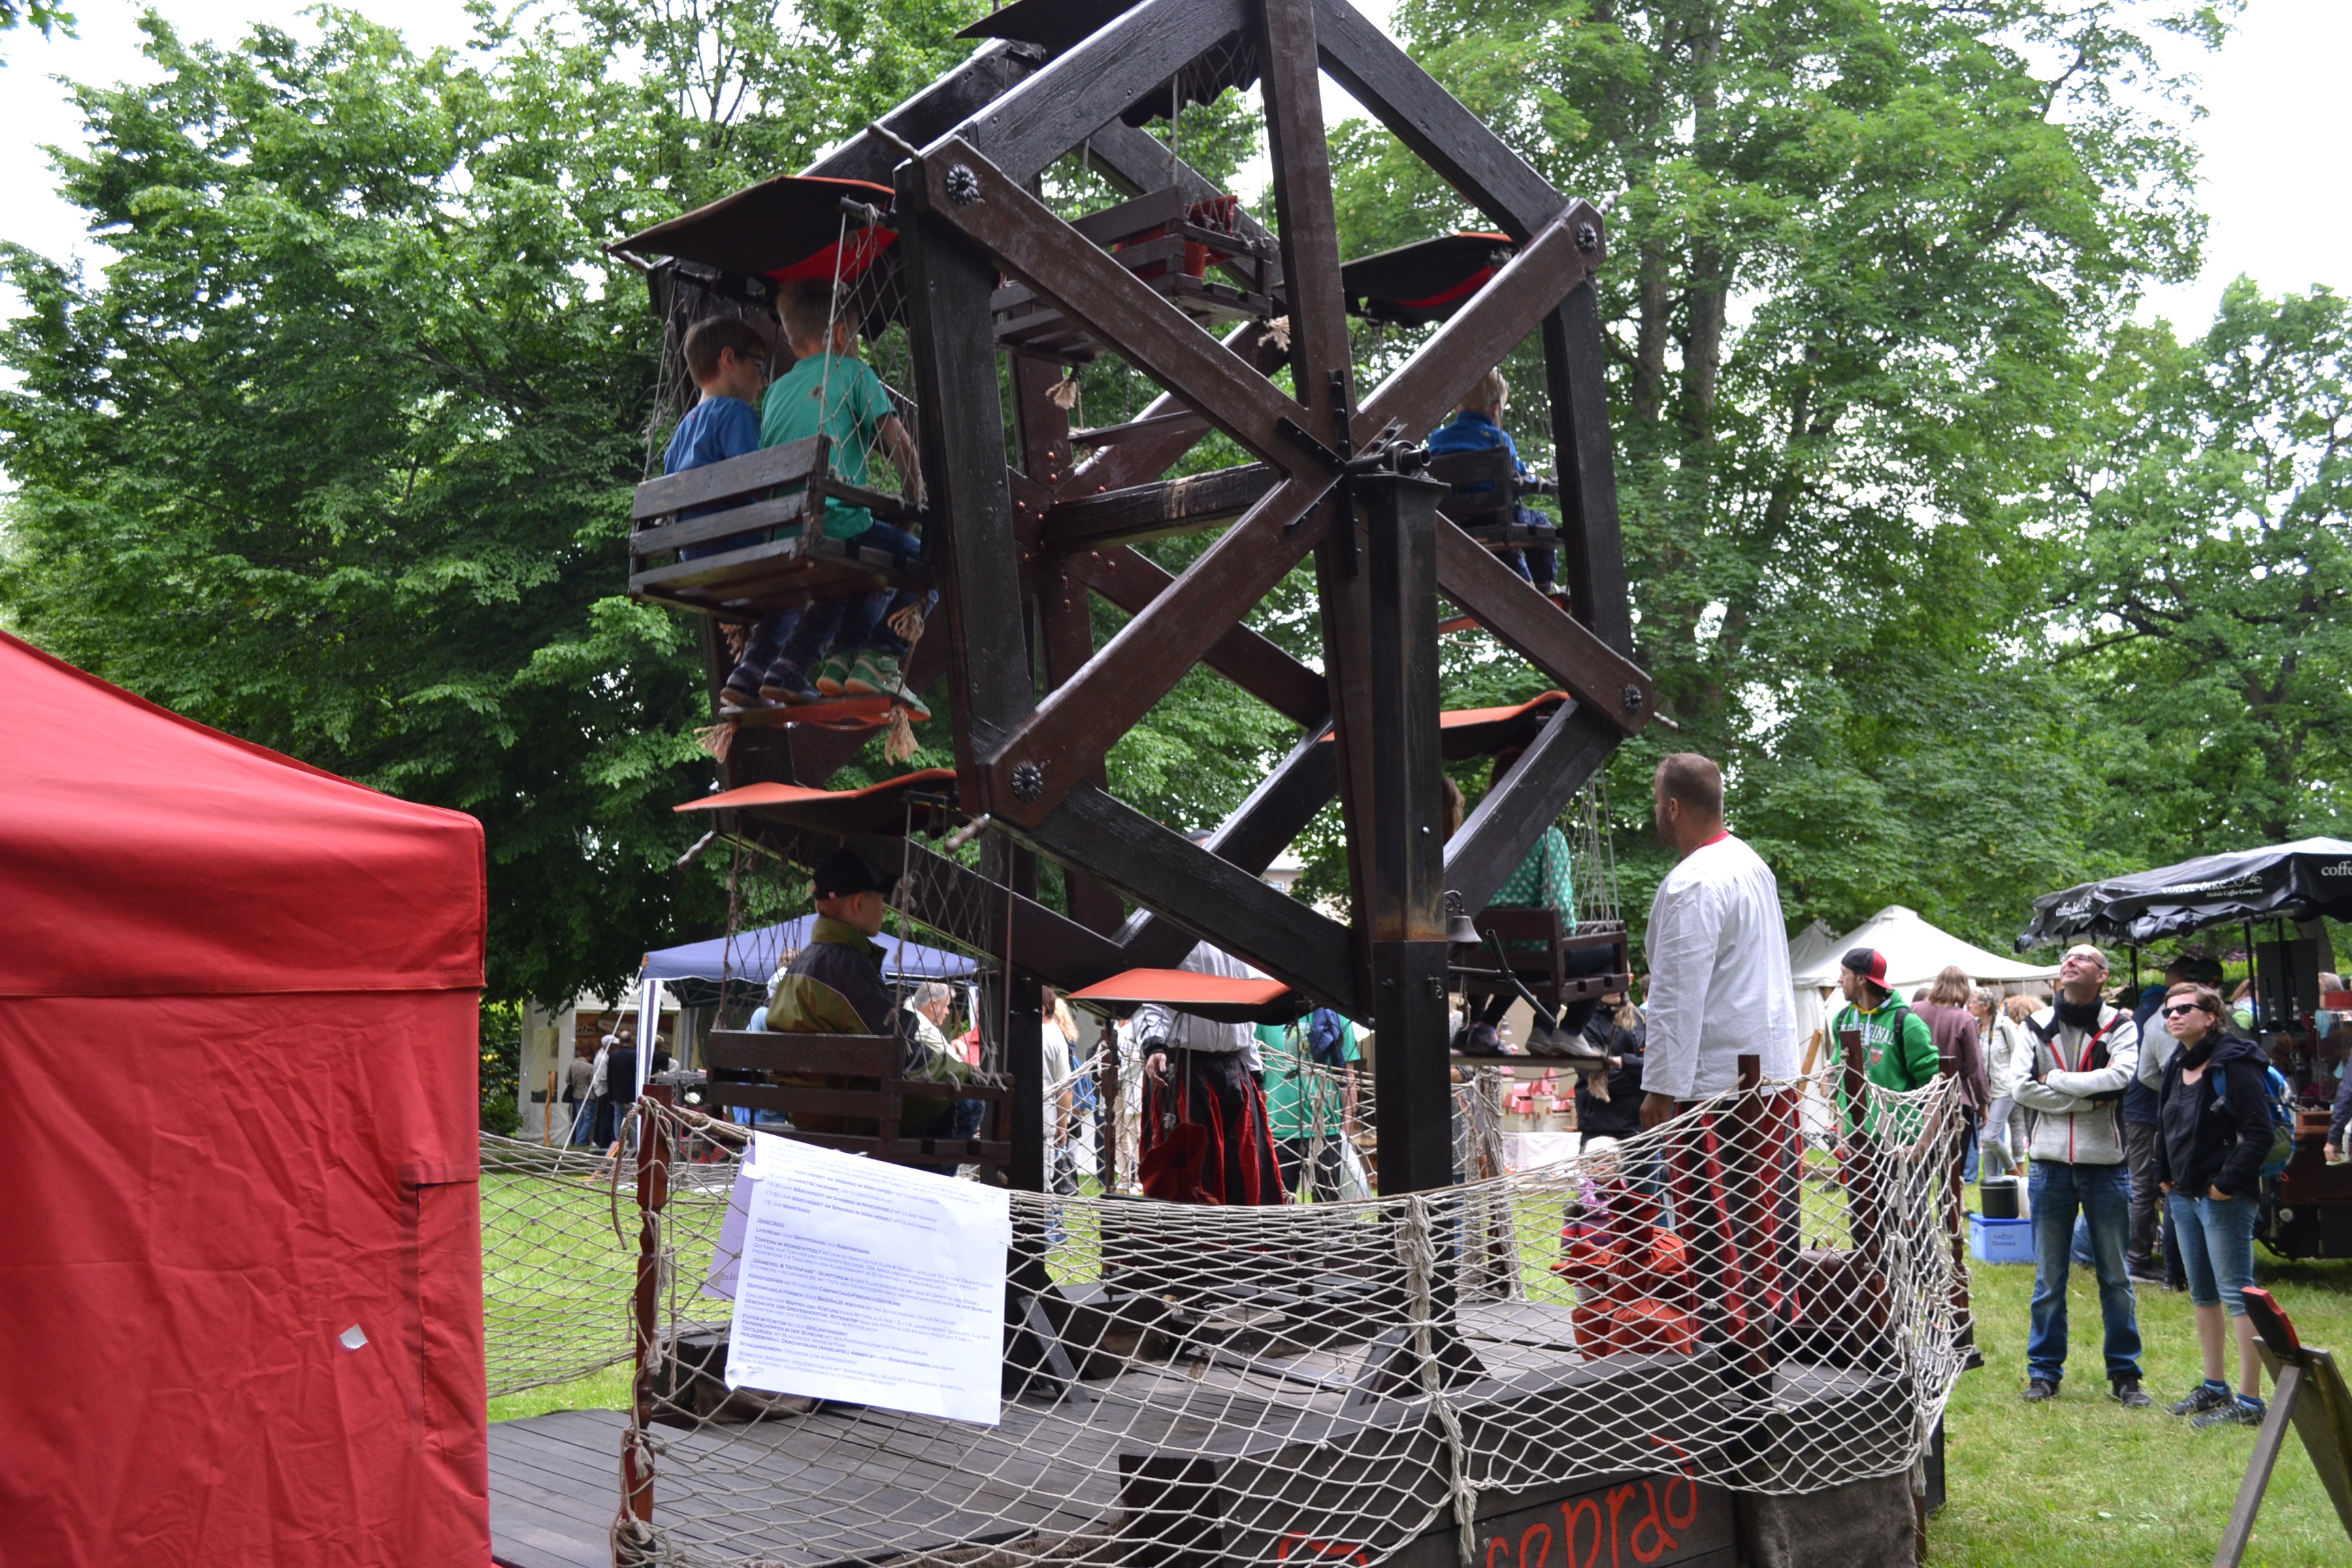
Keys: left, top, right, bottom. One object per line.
{"left": 774, "top": 519, "right": 925, "bottom": 670}
{"left": 2166, "top": 1190, "right": 2259, "bottom": 1316}
{"left": 1961, "top": 1108, "right": 1981, "bottom": 1184}
{"left": 2028, "top": 1160, "right": 2141, "bottom": 1384}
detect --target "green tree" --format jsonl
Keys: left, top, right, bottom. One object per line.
{"left": 1333, "top": 0, "right": 2230, "bottom": 944}
{"left": 2056, "top": 281, "right": 2352, "bottom": 854}
{"left": 0, "top": 2, "right": 982, "bottom": 1005}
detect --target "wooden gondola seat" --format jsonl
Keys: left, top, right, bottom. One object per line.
{"left": 628, "top": 432, "right": 930, "bottom": 621}
{"left": 702, "top": 977, "right": 1010, "bottom": 1170}
{"left": 1426, "top": 447, "right": 1561, "bottom": 550}
{"left": 1451, "top": 907, "right": 1631, "bottom": 1015}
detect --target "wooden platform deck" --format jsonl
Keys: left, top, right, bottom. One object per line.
{"left": 487, "top": 1301, "right": 1901, "bottom": 1568}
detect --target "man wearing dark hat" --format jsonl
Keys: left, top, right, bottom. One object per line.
{"left": 787, "top": 848, "right": 900, "bottom": 1033}
{"left": 1827, "top": 947, "right": 1939, "bottom": 1096}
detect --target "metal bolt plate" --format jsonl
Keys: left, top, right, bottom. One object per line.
{"left": 1010, "top": 760, "right": 1044, "bottom": 801}
{"left": 945, "top": 165, "right": 982, "bottom": 207}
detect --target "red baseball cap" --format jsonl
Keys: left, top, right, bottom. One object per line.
{"left": 1842, "top": 947, "right": 1894, "bottom": 993}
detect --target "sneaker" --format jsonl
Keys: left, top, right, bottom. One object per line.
{"left": 2110, "top": 1375, "right": 2152, "bottom": 1408}
{"left": 844, "top": 652, "right": 933, "bottom": 723}
{"left": 759, "top": 661, "right": 821, "bottom": 706}
{"left": 2127, "top": 1257, "right": 2168, "bottom": 1285}
{"left": 720, "top": 662, "right": 768, "bottom": 711}
{"left": 2191, "top": 1397, "right": 2266, "bottom": 1431}
{"left": 2170, "top": 1382, "right": 2233, "bottom": 1418}
{"left": 812, "top": 653, "right": 853, "bottom": 698}
{"left": 2022, "top": 1378, "right": 2059, "bottom": 1403}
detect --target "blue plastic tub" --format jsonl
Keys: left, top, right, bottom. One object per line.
{"left": 1969, "top": 1213, "right": 2034, "bottom": 1265}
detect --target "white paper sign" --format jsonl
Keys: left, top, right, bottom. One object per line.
{"left": 724, "top": 1132, "right": 1011, "bottom": 1424}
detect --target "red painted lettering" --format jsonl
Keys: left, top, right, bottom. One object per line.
{"left": 1662, "top": 1471, "right": 1698, "bottom": 1532}
{"left": 1628, "top": 1481, "right": 1679, "bottom": 1564}
{"left": 1607, "top": 1484, "right": 1639, "bottom": 1567}
{"left": 1561, "top": 1497, "right": 1605, "bottom": 1568}
{"left": 1518, "top": 1521, "right": 1552, "bottom": 1568}
{"left": 1486, "top": 1534, "right": 1511, "bottom": 1568}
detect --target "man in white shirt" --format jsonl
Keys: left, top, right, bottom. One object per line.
{"left": 1639, "top": 753, "right": 1799, "bottom": 1128}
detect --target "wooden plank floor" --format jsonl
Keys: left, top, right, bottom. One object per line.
{"left": 486, "top": 1301, "right": 1897, "bottom": 1568}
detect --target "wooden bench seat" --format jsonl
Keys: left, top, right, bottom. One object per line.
{"left": 1450, "top": 908, "right": 1631, "bottom": 1014}
{"left": 703, "top": 1028, "right": 1011, "bottom": 1170}
{"left": 629, "top": 434, "right": 929, "bottom": 620}
{"left": 1426, "top": 447, "right": 1561, "bottom": 544}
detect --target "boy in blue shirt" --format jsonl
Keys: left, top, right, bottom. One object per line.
{"left": 755, "top": 280, "right": 930, "bottom": 721}
{"left": 1425, "top": 368, "right": 1556, "bottom": 592}
{"left": 662, "top": 316, "right": 785, "bottom": 710}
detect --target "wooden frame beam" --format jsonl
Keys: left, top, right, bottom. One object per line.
{"left": 1433, "top": 519, "right": 1651, "bottom": 731}
{"left": 1005, "top": 781, "right": 1362, "bottom": 1016}
{"left": 1443, "top": 701, "right": 1622, "bottom": 913}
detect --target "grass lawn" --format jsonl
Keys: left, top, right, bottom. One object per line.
{"left": 1935, "top": 1235, "right": 2352, "bottom": 1565}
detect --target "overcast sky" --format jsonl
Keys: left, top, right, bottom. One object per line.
{"left": 0, "top": 0, "right": 2342, "bottom": 334}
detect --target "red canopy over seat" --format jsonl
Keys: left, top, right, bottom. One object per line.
{"left": 1067, "top": 967, "right": 1303, "bottom": 1024}
{"left": 0, "top": 632, "right": 488, "bottom": 1568}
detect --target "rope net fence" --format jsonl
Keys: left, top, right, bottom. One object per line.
{"left": 580, "top": 1069, "right": 1966, "bottom": 1567}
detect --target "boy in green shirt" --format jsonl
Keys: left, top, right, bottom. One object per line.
{"left": 755, "top": 278, "right": 930, "bottom": 719}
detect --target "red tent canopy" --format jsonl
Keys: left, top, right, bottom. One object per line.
{"left": 0, "top": 632, "right": 489, "bottom": 1567}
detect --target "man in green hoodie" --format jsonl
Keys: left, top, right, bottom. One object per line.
{"left": 1827, "top": 946, "right": 1940, "bottom": 1143}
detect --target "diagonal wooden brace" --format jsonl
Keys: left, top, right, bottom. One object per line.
{"left": 1062, "top": 546, "right": 1330, "bottom": 730}
{"left": 1350, "top": 200, "right": 1602, "bottom": 444}
{"left": 911, "top": 139, "right": 1333, "bottom": 485}
{"left": 988, "top": 473, "right": 1337, "bottom": 823}
{"left": 1433, "top": 520, "right": 1652, "bottom": 733}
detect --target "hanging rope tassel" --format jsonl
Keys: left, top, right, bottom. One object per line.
{"left": 883, "top": 705, "right": 918, "bottom": 764}
{"left": 1046, "top": 372, "right": 1082, "bottom": 411}
{"left": 694, "top": 721, "right": 737, "bottom": 764}
{"left": 1263, "top": 314, "right": 1291, "bottom": 352}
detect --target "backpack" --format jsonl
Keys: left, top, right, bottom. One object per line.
{"left": 1304, "top": 1007, "right": 1348, "bottom": 1067}
{"left": 2214, "top": 1063, "right": 2297, "bottom": 1181}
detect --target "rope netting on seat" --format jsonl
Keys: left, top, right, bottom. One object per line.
{"left": 604, "top": 1071, "right": 1970, "bottom": 1568}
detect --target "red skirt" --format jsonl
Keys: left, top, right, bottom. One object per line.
{"left": 1139, "top": 1049, "right": 1285, "bottom": 1205}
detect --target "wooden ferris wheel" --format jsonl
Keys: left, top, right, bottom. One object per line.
{"left": 614, "top": 0, "right": 1656, "bottom": 1194}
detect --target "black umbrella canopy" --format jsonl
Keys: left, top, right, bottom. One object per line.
{"left": 1342, "top": 232, "right": 1516, "bottom": 326}
{"left": 2018, "top": 838, "right": 2352, "bottom": 951}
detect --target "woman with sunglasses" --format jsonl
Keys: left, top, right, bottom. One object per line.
{"left": 2152, "top": 981, "right": 2278, "bottom": 1427}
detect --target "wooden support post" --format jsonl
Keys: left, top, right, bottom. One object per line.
{"left": 1360, "top": 472, "right": 1450, "bottom": 1195}
{"left": 1539, "top": 280, "right": 1633, "bottom": 657}
{"left": 624, "top": 1085, "right": 674, "bottom": 1557}
{"left": 894, "top": 157, "right": 1037, "bottom": 785}
{"left": 2217, "top": 1363, "right": 2305, "bottom": 1568}
{"left": 1840, "top": 1026, "right": 1884, "bottom": 1262}
{"left": 2215, "top": 1289, "right": 2352, "bottom": 1566}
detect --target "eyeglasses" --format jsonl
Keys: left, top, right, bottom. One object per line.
{"left": 2162, "top": 1002, "right": 2206, "bottom": 1017}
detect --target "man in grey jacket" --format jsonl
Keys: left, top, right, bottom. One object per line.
{"left": 2015, "top": 943, "right": 2148, "bottom": 1405}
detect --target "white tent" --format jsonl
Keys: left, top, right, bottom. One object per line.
{"left": 1785, "top": 919, "right": 1841, "bottom": 1049}
{"left": 1791, "top": 905, "right": 2063, "bottom": 995}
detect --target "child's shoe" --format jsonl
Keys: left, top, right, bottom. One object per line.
{"left": 813, "top": 653, "right": 852, "bottom": 698}
{"left": 720, "top": 662, "right": 769, "bottom": 712}
{"left": 845, "top": 652, "right": 933, "bottom": 723}
{"left": 759, "top": 659, "right": 821, "bottom": 705}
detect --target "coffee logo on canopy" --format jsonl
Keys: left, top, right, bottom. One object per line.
{"left": 2321, "top": 861, "right": 2352, "bottom": 878}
